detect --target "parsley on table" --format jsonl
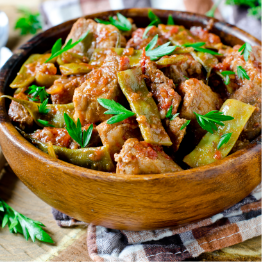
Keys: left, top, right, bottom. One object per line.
{"left": 95, "top": 13, "right": 132, "bottom": 31}
{"left": 180, "top": 120, "right": 191, "bottom": 130}
{"left": 194, "top": 111, "right": 234, "bottom": 134}
{"left": 217, "top": 132, "right": 232, "bottom": 149}
{"left": 97, "top": 98, "right": 135, "bottom": 124}
{"left": 237, "top": 66, "right": 250, "bottom": 80}
{"left": 38, "top": 99, "right": 50, "bottom": 114}
{"left": 26, "top": 85, "right": 49, "bottom": 103}
{"left": 64, "top": 113, "right": 93, "bottom": 148}
{"left": 45, "top": 30, "right": 90, "bottom": 63}
{"left": 166, "top": 105, "right": 179, "bottom": 120}
{"left": 14, "top": 7, "right": 42, "bottom": 35}
{"left": 205, "top": 0, "right": 223, "bottom": 17}
{"left": 238, "top": 43, "right": 252, "bottom": 61}
{"left": 37, "top": 119, "right": 54, "bottom": 127}
{"left": 220, "top": 70, "right": 235, "bottom": 85}
{"left": 183, "top": 42, "right": 222, "bottom": 56}
{"left": 148, "top": 10, "right": 162, "bottom": 25}
{"left": 145, "top": 35, "right": 177, "bottom": 60}
{"left": 0, "top": 199, "right": 53, "bottom": 243}
{"left": 167, "top": 14, "right": 175, "bottom": 25}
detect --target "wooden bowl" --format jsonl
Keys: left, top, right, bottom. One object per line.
{"left": 0, "top": 9, "right": 261, "bottom": 231}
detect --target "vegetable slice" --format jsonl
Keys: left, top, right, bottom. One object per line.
{"left": 117, "top": 67, "right": 172, "bottom": 146}
{"left": 60, "top": 63, "right": 96, "bottom": 75}
{"left": 183, "top": 99, "right": 255, "bottom": 167}
{"left": 2, "top": 95, "right": 74, "bottom": 128}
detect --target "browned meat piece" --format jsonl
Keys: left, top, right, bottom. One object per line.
{"left": 144, "top": 58, "right": 181, "bottom": 119}
{"left": 178, "top": 78, "right": 222, "bottom": 120}
{"left": 73, "top": 50, "right": 121, "bottom": 124}
{"left": 165, "top": 117, "right": 187, "bottom": 152}
{"left": 31, "top": 125, "right": 100, "bottom": 149}
{"left": 126, "top": 26, "right": 168, "bottom": 50}
{"left": 165, "top": 54, "right": 203, "bottom": 84}
{"left": 8, "top": 101, "right": 34, "bottom": 130}
{"left": 46, "top": 74, "right": 90, "bottom": 104}
{"left": 115, "top": 138, "right": 182, "bottom": 174}
{"left": 65, "top": 18, "right": 126, "bottom": 57}
{"left": 97, "top": 117, "right": 141, "bottom": 159}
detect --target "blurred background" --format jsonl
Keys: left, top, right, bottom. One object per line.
{"left": 0, "top": 0, "right": 261, "bottom": 69}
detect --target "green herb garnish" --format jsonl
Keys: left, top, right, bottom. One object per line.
{"left": 237, "top": 66, "right": 250, "bottom": 80}
{"left": 238, "top": 43, "right": 252, "bottom": 61}
{"left": 166, "top": 105, "right": 179, "bottom": 120}
{"left": 26, "top": 85, "right": 49, "bottom": 103}
{"left": 145, "top": 35, "right": 177, "bottom": 60}
{"left": 220, "top": 70, "right": 235, "bottom": 85}
{"left": 206, "top": 0, "right": 223, "bottom": 17}
{"left": 45, "top": 30, "right": 90, "bottom": 63}
{"left": 14, "top": 7, "right": 42, "bottom": 35}
{"left": 95, "top": 13, "right": 132, "bottom": 31}
{"left": 148, "top": 10, "right": 162, "bottom": 25}
{"left": 217, "top": 132, "right": 232, "bottom": 149}
{"left": 97, "top": 98, "right": 135, "bottom": 124}
{"left": 194, "top": 111, "right": 234, "bottom": 134}
{"left": 183, "top": 42, "right": 222, "bottom": 56}
{"left": 38, "top": 98, "right": 50, "bottom": 114}
{"left": 0, "top": 199, "right": 53, "bottom": 243}
{"left": 167, "top": 14, "right": 175, "bottom": 25}
{"left": 142, "top": 19, "right": 158, "bottom": 39}
{"left": 37, "top": 119, "right": 55, "bottom": 127}
{"left": 64, "top": 113, "right": 93, "bottom": 148}
{"left": 180, "top": 120, "right": 191, "bottom": 130}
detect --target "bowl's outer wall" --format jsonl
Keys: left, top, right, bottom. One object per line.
{"left": 0, "top": 9, "right": 261, "bottom": 230}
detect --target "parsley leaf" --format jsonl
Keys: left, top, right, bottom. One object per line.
{"left": 217, "top": 132, "right": 232, "bottom": 149}
{"left": 95, "top": 13, "right": 132, "bottom": 31}
{"left": 142, "top": 20, "right": 158, "bottom": 39}
{"left": 148, "top": 10, "right": 162, "bottom": 25}
{"left": 183, "top": 42, "right": 222, "bottom": 55}
{"left": 37, "top": 119, "right": 54, "bottom": 127}
{"left": 206, "top": 0, "right": 223, "bottom": 17}
{"left": 166, "top": 105, "right": 179, "bottom": 120}
{"left": 38, "top": 99, "right": 50, "bottom": 114}
{"left": 26, "top": 85, "right": 49, "bottom": 103}
{"left": 45, "top": 30, "right": 90, "bottom": 63}
{"left": 145, "top": 35, "right": 177, "bottom": 60}
{"left": 64, "top": 113, "right": 93, "bottom": 148}
{"left": 180, "top": 120, "right": 191, "bottom": 130}
{"left": 14, "top": 7, "right": 42, "bottom": 35}
{"left": 237, "top": 66, "right": 250, "bottom": 80}
{"left": 238, "top": 42, "right": 252, "bottom": 61}
{"left": 194, "top": 111, "right": 234, "bottom": 134}
{"left": 97, "top": 98, "right": 135, "bottom": 124}
{"left": 167, "top": 14, "right": 175, "bottom": 25}
{"left": 0, "top": 199, "right": 53, "bottom": 243}
{"left": 221, "top": 70, "right": 235, "bottom": 85}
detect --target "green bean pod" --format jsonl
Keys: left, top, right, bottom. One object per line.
{"left": 2, "top": 95, "right": 74, "bottom": 128}
{"left": 60, "top": 63, "right": 96, "bottom": 75}
{"left": 117, "top": 67, "right": 172, "bottom": 146}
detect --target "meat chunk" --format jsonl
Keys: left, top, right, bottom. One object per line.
{"left": 144, "top": 58, "right": 181, "bottom": 119}
{"left": 97, "top": 117, "right": 141, "bottom": 159}
{"left": 165, "top": 54, "right": 203, "bottom": 84}
{"left": 73, "top": 50, "right": 121, "bottom": 124}
{"left": 65, "top": 18, "right": 126, "bottom": 57}
{"left": 115, "top": 138, "right": 182, "bottom": 174}
{"left": 126, "top": 26, "right": 168, "bottom": 50}
{"left": 178, "top": 78, "right": 222, "bottom": 120}
{"left": 47, "top": 74, "right": 90, "bottom": 104}
{"left": 165, "top": 117, "right": 187, "bottom": 152}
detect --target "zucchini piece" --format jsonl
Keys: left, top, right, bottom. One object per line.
{"left": 117, "top": 67, "right": 172, "bottom": 146}
{"left": 183, "top": 99, "right": 256, "bottom": 167}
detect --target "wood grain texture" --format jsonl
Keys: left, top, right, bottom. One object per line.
{"left": 0, "top": 9, "right": 261, "bottom": 231}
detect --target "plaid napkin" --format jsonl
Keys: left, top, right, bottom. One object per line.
{"left": 53, "top": 184, "right": 261, "bottom": 261}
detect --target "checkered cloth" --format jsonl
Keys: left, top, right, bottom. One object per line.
{"left": 53, "top": 184, "right": 261, "bottom": 261}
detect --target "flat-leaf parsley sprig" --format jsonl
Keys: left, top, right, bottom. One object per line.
{"left": 220, "top": 70, "right": 235, "bottom": 85}
{"left": 167, "top": 14, "right": 175, "bottom": 25}
{"left": 145, "top": 35, "right": 177, "bottom": 60}
{"left": 183, "top": 42, "right": 222, "bottom": 56}
{"left": 26, "top": 85, "right": 49, "bottom": 103}
{"left": 37, "top": 119, "right": 54, "bottom": 127}
{"left": 97, "top": 98, "right": 135, "bottom": 124}
{"left": 238, "top": 42, "right": 252, "bottom": 61}
{"left": 95, "top": 13, "right": 132, "bottom": 31}
{"left": 180, "top": 120, "right": 191, "bottom": 130}
{"left": 237, "top": 65, "right": 250, "bottom": 80}
{"left": 166, "top": 105, "right": 179, "bottom": 120}
{"left": 0, "top": 199, "right": 54, "bottom": 243}
{"left": 217, "top": 132, "right": 232, "bottom": 149}
{"left": 38, "top": 98, "right": 50, "bottom": 114}
{"left": 45, "top": 30, "right": 90, "bottom": 63}
{"left": 148, "top": 10, "right": 162, "bottom": 25}
{"left": 194, "top": 110, "right": 234, "bottom": 134}
{"left": 64, "top": 113, "right": 93, "bottom": 148}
